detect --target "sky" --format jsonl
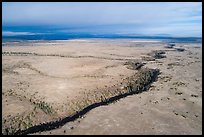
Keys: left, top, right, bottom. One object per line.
{"left": 2, "top": 2, "right": 202, "bottom": 37}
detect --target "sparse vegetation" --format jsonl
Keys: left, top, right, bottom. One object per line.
{"left": 175, "top": 92, "right": 183, "bottom": 95}
{"left": 141, "top": 56, "right": 155, "bottom": 61}
{"left": 159, "top": 75, "right": 172, "bottom": 82}
{"left": 191, "top": 94, "right": 198, "bottom": 98}
{"left": 141, "top": 50, "right": 166, "bottom": 61}
{"left": 147, "top": 50, "right": 166, "bottom": 59}
{"left": 175, "top": 48, "right": 185, "bottom": 52}
{"left": 168, "top": 62, "right": 184, "bottom": 67}
{"left": 124, "top": 60, "right": 144, "bottom": 70}
{"left": 2, "top": 111, "right": 35, "bottom": 135}
{"left": 34, "top": 101, "right": 55, "bottom": 115}
{"left": 6, "top": 67, "right": 158, "bottom": 135}
{"left": 172, "top": 81, "right": 186, "bottom": 86}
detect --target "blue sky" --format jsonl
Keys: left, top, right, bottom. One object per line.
{"left": 2, "top": 2, "right": 202, "bottom": 37}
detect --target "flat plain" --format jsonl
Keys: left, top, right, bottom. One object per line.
{"left": 2, "top": 39, "right": 202, "bottom": 135}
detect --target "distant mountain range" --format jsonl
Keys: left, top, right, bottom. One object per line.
{"left": 2, "top": 26, "right": 202, "bottom": 43}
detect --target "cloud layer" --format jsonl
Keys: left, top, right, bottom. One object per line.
{"left": 2, "top": 2, "right": 202, "bottom": 37}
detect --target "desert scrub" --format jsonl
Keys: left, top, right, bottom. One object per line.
{"left": 170, "top": 87, "right": 178, "bottom": 91}
{"left": 159, "top": 75, "right": 172, "bottom": 82}
{"left": 126, "top": 68, "right": 160, "bottom": 93}
{"left": 2, "top": 112, "right": 34, "bottom": 135}
{"left": 4, "top": 67, "right": 160, "bottom": 135}
{"left": 124, "top": 60, "right": 144, "bottom": 70}
{"left": 2, "top": 106, "right": 44, "bottom": 135}
{"left": 147, "top": 50, "right": 166, "bottom": 59}
{"left": 172, "top": 81, "right": 186, "bottom": 86}
{"left": 2, "top": 51, "right": 33, "bottom": 56}
{"left": 167, "top": 62, "right": 184, "bottom": 67}
{"left": 141, "top": 56, "right": 155, "bottom": 61}
{"left": 191, "top": 94, "right": 198, "bottom": 98}
{"left": 141, "top": 50, "right": 166, "bottom": 61}
{"left": 34, "top": 101, "right": 55, "bottom": 115}
{"left": 2, "top": 61, "right": 31, "bottom": 74}
{"left": 175, "top": 92, "right": 183, "bottom": 95}
{"left": 74, "top": 67, "right": 160, "bottom": 111}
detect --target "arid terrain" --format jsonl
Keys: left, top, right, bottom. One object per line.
{"left": 2, "top": 39, "right": 202, "bottom": 135}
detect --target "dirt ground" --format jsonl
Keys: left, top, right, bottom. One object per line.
{"left": 2, "top": 39, "right": 202, "bottom": 135}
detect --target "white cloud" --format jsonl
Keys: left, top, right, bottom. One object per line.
{"left": 2, "top": 31, "right": 49, "bottom": 36}
{"left": 2, "top": 2, "right": 202, "bottom": 37}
